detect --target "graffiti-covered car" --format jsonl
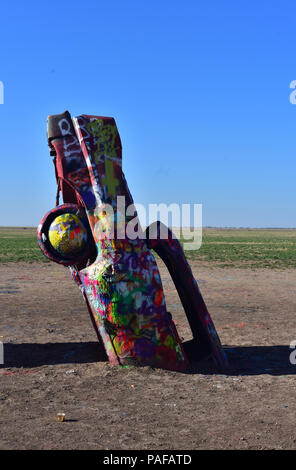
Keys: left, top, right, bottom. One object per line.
{"left": 37, "top": 111, "right": 228, "bottom": 372}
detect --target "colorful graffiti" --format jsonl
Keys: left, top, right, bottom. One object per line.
{"left": 37, "top": 111, "right": 228, "bottom": 372}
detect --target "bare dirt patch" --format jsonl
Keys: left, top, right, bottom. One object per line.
{"left": 0, "top": 262, "right": 295, "bottom": 450}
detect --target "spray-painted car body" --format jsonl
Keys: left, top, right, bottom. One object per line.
{"left": 38, "top": 111, "right": 228, "bottom": 372}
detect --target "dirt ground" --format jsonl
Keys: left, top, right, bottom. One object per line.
{"left": 0, "top": 261, "right": 296, "bottom": 450}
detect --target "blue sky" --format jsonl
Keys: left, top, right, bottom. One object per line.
{"left": 0, "top": 0, "right": 295, "bottom": 227}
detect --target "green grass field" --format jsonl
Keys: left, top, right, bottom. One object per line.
{"left": 182, "top": 228, "right": 296, "bottom": 268}
{"left": 0, "top": 227, "right": 295, "bottom": 268}
{"left": 0, "top": 227, "right": 48, "bottom": 264}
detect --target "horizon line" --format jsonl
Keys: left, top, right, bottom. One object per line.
{"left": 0, "top": 225, "right": 295, "bottom": 230}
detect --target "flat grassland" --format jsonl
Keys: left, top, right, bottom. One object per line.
{"left": 0, "top": 227, "right": 296, "bottom": 450}
{"left": 1, "top": 227, "right": 295, "bottom": 269}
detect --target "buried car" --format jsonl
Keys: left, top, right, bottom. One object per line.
{"left": 37, "top": 111, "right": 228, "bottom": 372}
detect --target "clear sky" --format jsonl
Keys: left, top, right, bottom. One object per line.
{"left": 0, "top": 0, "right": 295, "bottom": 227}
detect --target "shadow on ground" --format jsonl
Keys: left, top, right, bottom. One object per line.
{"left": 1, "top": 342, "right": 295, "bottom": 376}
{"left": 0, "top": 341, "right": 107, "bottom": 368}
{"left": 188, "top": 345, "right": 296, "bottom": 376}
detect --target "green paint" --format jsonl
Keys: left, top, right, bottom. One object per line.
{"left": 101, "top": 159, "right": 119, "bottom": 197}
